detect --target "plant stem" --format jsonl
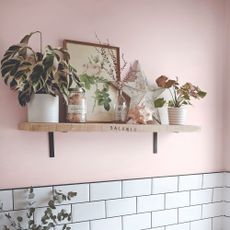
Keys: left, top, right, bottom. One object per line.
{"left": 32, "top": 31, "right": 43, "bottom": 53}
{"left": 169, "top": 88, "right": 176, "bottom": 106}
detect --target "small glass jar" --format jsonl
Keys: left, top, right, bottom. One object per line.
{"left": 66, "top": 88, "right": 87, "bottom": 123}
{"left": 115, "top": 89, "right": 128, "bottom": 123}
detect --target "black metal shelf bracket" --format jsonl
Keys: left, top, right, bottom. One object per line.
{"left": 47, "top": 132, "right": 157, "bottom": 157}
{"left": 153, "top": 132, "right": 158, "bottom": 154}
{"left": 48, "top": 132, "right": 55, "bottom": 158}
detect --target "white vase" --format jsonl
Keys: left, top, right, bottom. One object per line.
{"left": 168, "top": 107, "right": 187, "bottom": 125}
{"left": 28, "top": 94, "right": 59, "bottom": 122}
{"left": 158, "top": 107, "right": 169, "bottom": 125}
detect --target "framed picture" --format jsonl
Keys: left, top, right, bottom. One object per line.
{"left": 63, "top": 40, "right": 120, "bottom": 122}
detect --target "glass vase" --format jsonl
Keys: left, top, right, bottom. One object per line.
{"left": 115, "top": 90, "right": 128, "bottom": 123}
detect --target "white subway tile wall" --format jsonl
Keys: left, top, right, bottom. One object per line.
{"left": 122, "top": 179, "right": 152, "bottom": 197}
{"left": 152, "top": 209, "right": 177, "bottom": 227}
{"left": 137, "top": 194, "right": 164, "bottom": 212}
{"left": 191, "top": 189, "right": 212, "bottom": 205}
{"left": 54, "top": 184, "right": 89, "bottom": 204}
{"left": 152, "top": 177, "right": 178, "bottom": 194}
{"left": 72, "top": 201, "right": 106, "bottom": 222}
{"left": 13, "top": 186, "right": 53, "bottom": 210}
{"left": 56, "top": 222, "right": 90, "bottom": 230}
{"left": 203, "top": 173, "right": 223, "bottom": 188}
{"left": 0, "top": 190, "right": 13, "bottom": 211}
{"left": 190, "top": 218, "right": 212, "bottom": 230}
{"left": 106, "top": 197, "right": 136, "bottom": 217}
{"left": 178, "top": 205, "right": 202, "bottom": 222}
{"left": 90, "top": 181, "right": 121, "bottom": 201}
{"left": 123, "top": 213, "right": 151, "bottom": 230}
{"left": 212, "top": 216, "right": 223, "bottom": 230}
{"left": 165, "top": 223, "right": 190, "bottom": 230}
{"left": 179, "top": 174, "right": 202, "bottom": 191}
{"left": 91, "top": 217, "right": 122, "bottom": 230}
{"left": 0, "top": 172, "right": 230, "bottom": 230}
{"left": 165, "top": 191, "right": 189, "bottom": 209}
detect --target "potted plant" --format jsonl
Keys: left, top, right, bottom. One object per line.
{"left": 1, "top": 31, "right": 80, "bottom": 122}
{"left": 154, "top": 97, "right": 168, "bottom": 124}
{"left": 155, "top": 75, "right": 207, "bottom": 125}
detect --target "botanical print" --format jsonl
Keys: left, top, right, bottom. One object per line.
{"left": 64, "top": 40, "right": 120, "bottom": 122}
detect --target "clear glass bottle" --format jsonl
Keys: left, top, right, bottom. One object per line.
{"left": 115, "top": 90, "right": 128, "bottom": 123}
{"left": 66, "top": 88, "right": 87, "bottom": 123}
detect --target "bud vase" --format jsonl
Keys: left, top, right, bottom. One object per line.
{"left": 115, "top": 90, "right": 128, "bottom": 123}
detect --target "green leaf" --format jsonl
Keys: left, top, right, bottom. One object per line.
{"left": 1, "top": 59, "right": 21, "bottom": 77}
{"left": 3, "top": 226, "right": 10, "bottom": 230}
{"left": 28, "top": 219, "right": 34, "bottom": 226}
{"left": 19, "top": 31, "right": 41, "bottom": 57}
{"left": 197, "top": 90, "right": 207, "bottom": 98}
{"left": 43, "top": 53, "right": 54, "bottom": 72}
{"left": 104, "top": 102, "right": 110, "bottom": 111}
{"left": 30, "top": 64, "right": 44, "bottom": 92}
{"left": 1, "top": 45, "right": 22, "bottom": 65}
{"left": 47, "top": 223, "right": 55, "bottom": 228}
{"left": 48, "top": 200, "right": 56, "bottom": 209}
{"left": 18, "top": 83, "right": 32, "bottom": 106}
{"left": 17, "top": 216, "right": 23, "bottom": 222}
{"left": 154, "top": 98, "right": 166, "bottom": 108}
{"left": 80, "top": 74, "right": 93, "bottom": 90}
{"left": 67, "top": 191, "right": 77, "bottom": 200}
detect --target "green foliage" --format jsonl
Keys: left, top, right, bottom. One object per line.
{"left": 156, "top": 75, "right": 207, "bottom": 108}
{"left": 154, "top": 98, "right": 166, "bottom": 108}
{"left": 3, "top": 188, "right": 77, "bottom": 230}
{"left": 80, "top": 73, "right": 112, "bottom": 111}
{"left": 1, "top": 31, "right": 81, "bottom": 106}
{"left": 95, "top": 85, "right": 112, "bottom": 111}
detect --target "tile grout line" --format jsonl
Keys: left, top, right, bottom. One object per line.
{"left": 164, "top": 193, "right": 166, "bottom": 210}
{"left": 105, "top": 200, "right": 107, "bottom": 218}
{"left": 0, "top": 171, "right": 226, "bottom": 192}
{"left": 201, "top": 173, "right": 204, "bottom": 189}
{"left": 89, "top": 183, "right": 91, "bottom": 202}
{"left": 89, "top": 220, "right": 92, "bottom": 230}
{"left": 212, "top": 188, "right": 214, "bottom": 203}
{"left": 150, "top": 211, "right": 153, "bottom": 228}
{"left": 177, "top": 176, "right": 180, "bottom": 192}
{"left": 12, "top": 189, "right": 14, "bottom": 211}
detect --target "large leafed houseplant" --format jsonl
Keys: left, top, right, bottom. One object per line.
{"left": 1, "top": 31, "right": 81, "bottom": 122}
{"left": 155, "top": 75, "right": 207, "bottom": 125}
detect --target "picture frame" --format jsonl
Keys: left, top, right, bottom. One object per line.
{"left": 63, "top": 40, "right": 121, "bottom": 122}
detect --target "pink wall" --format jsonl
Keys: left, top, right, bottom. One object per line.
{"left": 224, "top": 0, "right": 230, "bottom": 170}
{"left": 0, "top": 0, "right": 226, "bottom": 189}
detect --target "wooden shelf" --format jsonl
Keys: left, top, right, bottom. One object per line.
{"left": 18, "top": 122, "right": 201, "bottom": 133}
{"left": 18, "top": 122, "right": 201, "bottom": 157}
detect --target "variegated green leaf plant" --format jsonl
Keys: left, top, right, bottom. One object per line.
{"left": 1, "top": 31, "right": 81, "bottom": 106}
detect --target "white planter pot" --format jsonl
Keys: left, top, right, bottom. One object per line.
{"left": 157, "top": 107, "right": 169, "bottom": 125}
{"left": 168, "top": 107, "right": 187, "bottom": 125}
{"left": 28, "top": 94, "right": 59, "bottom": 122}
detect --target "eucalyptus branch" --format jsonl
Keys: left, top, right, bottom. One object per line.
{"left": 3, "top": 188, "right": 77, "bottom": 230}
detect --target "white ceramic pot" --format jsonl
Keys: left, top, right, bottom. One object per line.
{"left": 28, "top": 94, "right": 59, "bottom": 122}
{"left": 168, "top": 107, "right": 187, "bottom": 125}
{"left": 157, "top": 107, "right": 169, "bottom": 125}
